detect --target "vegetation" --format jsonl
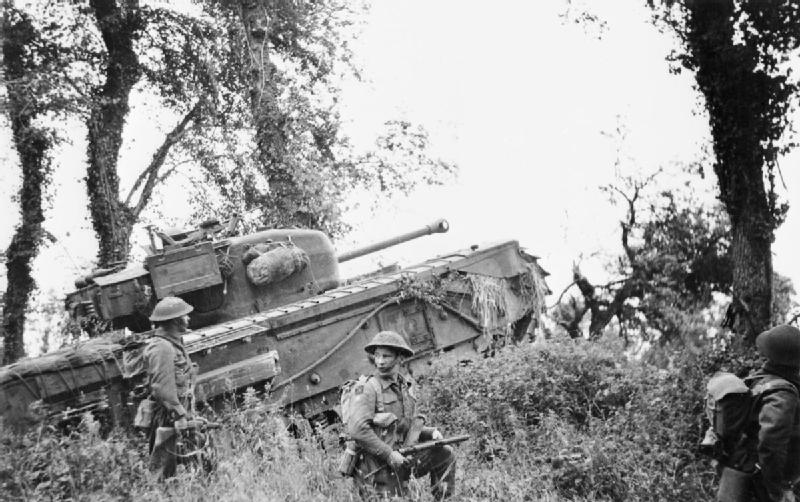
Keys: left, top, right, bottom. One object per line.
{"left": 0, "top": 0, "right": 454, "bottom": 361}
{"left": 553, "top": 164, "right": 797, "bottom": 348}
{"left": 1, "top": 7, "right": 57, "bottom": 364}
{"left": 1, "top": 1, "right": 798, "bottom": 497}
{"left": 648, "top": 0, "right": 800, "bottom": 341}
{"left": 553, "top": 168, "right": 733, "bottom": 346}
{"left": 0, "top": 336, "right": 766, "bottom": 501}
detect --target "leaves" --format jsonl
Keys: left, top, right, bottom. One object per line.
{"left": 555, "top": 169, "right": 733, "bottom": 346}
{"left": 647, "top": 0, "right": 800, "bottom": 338}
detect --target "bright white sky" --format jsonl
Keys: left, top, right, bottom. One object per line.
{"left": 335, "top": 0, "right": 799, "bottom": 294}
{"left": 1, "top": 0, "right": 798, "bottom": 352}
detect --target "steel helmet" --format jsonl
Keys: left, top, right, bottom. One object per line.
{"left": 364, "top": 330, "right": 414, "bottom": 357}
{"left": 756, "top": 324, "right": 800, "bottom": 367}
{"left": 149, "top": 296, "right": 194, "bottom": 322}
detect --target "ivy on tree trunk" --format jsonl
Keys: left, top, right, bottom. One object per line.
{"left": 1, "top": 9, "right": 52, "bottom": 364}
{"left": 237, "top": 0, "right": 312, "bottom": 229}
{"left": 683, "top": 0, "right": 787, "bottom": 341}
{"left": 86, "top": 0, "right": 142, "bottom": 267}
{"left": 649, "top": 0, "right": 799, "bottom": 342}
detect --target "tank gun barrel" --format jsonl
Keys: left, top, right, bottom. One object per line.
{"left": 337, "top": 218, "right": 449, "bottom": 263}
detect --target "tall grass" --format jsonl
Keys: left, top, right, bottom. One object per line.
{"left": 1, "top": 338, "right": 721, "bottom": 501}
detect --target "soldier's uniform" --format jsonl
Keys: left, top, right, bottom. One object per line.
{"left": 346, "top": 371, "right": 456, "bottom": 499}
{"left": 143, "top": 297, "right": 196, "bottom": 480}
{"left": 718, "top": 325, "right": 800, "bottom": 502}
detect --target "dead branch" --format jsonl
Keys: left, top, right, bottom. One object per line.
{"left": 547, "top": 280, "right": 578, "bottom": 309}
{"left": 125, "top": 100, "right": 203, "bottom": 217}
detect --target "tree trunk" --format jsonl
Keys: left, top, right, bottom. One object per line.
{"left": 728, "top": 205, "right": 773, "bottom": 342}
{"left": 685, "top": 0, "right": 779, "bottom": 341}
{"left": 86, "top": 0, "right": 141, "bottom": 267}
{"left": 1, "top": 10, "right": 52, "bottom": 364}
{"left": 237, "top": 0, "right": 307, "bottom": 228}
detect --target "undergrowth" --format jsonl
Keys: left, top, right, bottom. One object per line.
{"left": 0, "top": 338, "right": 751, "bottom": 501}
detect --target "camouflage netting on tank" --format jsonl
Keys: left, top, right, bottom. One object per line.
{"left": 467, "top": 260, "right": 548, "bottom": 340}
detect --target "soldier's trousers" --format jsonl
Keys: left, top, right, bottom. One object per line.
{"left": 717, "top": 467, "right": 796, "bottom": 502}
{"left": 355, "top": 445, "right": 456, "bottom": 500}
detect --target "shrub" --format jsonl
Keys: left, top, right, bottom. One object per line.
{"left": 0, "top": 338, "right": 733, "bottom": 501}
{"left": 418, "top": 338, "right": 717, "bottom": 501}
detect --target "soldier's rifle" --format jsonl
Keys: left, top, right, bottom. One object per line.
{"left": 397, "top": 434, "right": 471, "bottom": 456}
{"left": 351, "top": 435, "right": 471, "bottom": 479}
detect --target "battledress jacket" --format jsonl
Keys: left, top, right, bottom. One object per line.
{"left": 345, "top": 372, "right": 435, "bottom": 463}
{"left": 746, "top": 367, "right": 800, "bottom": 500}
{"left": 142, "top": 331, "right": 195, "bottom": 418}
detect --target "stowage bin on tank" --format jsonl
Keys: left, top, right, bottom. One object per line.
{"left": 0, "top": 217, "right": 549, "bottom": 431}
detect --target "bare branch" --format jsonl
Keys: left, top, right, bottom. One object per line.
{"left": 125, "top": 100, "right": 203, "bottom": 218}
{"left": 547, "top": 280, "right": 578, "bottom": 309}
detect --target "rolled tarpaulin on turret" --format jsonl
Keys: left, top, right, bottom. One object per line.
{"left": 246, "top": 245, "right": 310, "bottom": 287}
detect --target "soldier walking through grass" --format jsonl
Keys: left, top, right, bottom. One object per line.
{"left": 717, "top": 324, "right": 800, "bottom": 502}
{"left": 143, "top": 296, "right": 197, "bottom": 480}
{"left": 342, "top": 330, "right": 457, "bottom": 500}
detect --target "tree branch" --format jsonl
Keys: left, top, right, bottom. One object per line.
{"left": 547, "top": 280, "right": 578, "bottom": 309}
{"left": 125, "top": 100, "right": 202, "bottom": 218}
{"left": 556, "top": 296, "right": 587, "bottom": 339}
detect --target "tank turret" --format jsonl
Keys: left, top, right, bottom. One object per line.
{"left": 65, "top": 217, "right": 451, "bottom": 335}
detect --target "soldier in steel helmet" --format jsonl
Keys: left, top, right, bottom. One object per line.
{"left": 717, "top": 324, "right": 800, "bottom": 502}
{"left": 344, "top": 330, "right": 456, "bottom": 500}
{"left": 144, "top": 296, "right": 197, "bottom": 480}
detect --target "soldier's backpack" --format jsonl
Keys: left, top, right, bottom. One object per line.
{"left": 700, "top": 371, "right": 798, "bottom": 463}
{"left": 340, "top": 375, "right": 384, "bottom": 426}
{"left": 338, "top": 375, "right": 385, "bottom": 477}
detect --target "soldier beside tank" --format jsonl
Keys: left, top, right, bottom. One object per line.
{"left": 717, "top": 324, "right": 800, "bottom": 502}
{"left": 342, "top": 330, "right": 457, "bottom": 500}
{"left": 142, "top": 296, "right": 197, "bottom": 480}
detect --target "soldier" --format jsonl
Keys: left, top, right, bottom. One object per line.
{"left": 143, "top": 296, "right": 197, "bottom": 480}
{"left": 345, "top": 330, "right": 456, "bottom": 500}
{"left": 718, "top": 324, "right": 800, "bottom": 502}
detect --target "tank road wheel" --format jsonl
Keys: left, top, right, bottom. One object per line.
{"left": 309, "top": 411, "right": 343, "bottom": 450}
{"left": 283, "top": 412, "right": 315, "bottom": 439}
{"left": 176, "top": 425, "right": 218, "bottom": 475}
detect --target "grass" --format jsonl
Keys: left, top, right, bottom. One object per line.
{"left": 1, "top": 337, "right": 723, "bottom": 501}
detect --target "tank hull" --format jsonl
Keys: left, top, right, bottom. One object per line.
{"left": 1, "top": 240, "right": 546, "bottom": 430}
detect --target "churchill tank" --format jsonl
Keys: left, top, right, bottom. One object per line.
{"left": 0, "top": 217, "right": 549, "bottom": 431}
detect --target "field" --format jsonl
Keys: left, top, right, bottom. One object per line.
{"left": 1, "top": 337, "right": 742, "bottom": 501}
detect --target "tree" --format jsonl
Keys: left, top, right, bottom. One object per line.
{"left": 85, "top": 1, "right": 219, "bottom": 267}
{"left": 84, "top": 0, "right": 144, "bottom": 267}
{"left": 648, "top": 0, "right": 800, "bottom": 342}
{"left": 178, "top": 0, "right": 455, "bottom": 238}
{"left": 83, "top": 0, "right": 454, "bottom": 263}
{"left": 772, "top": 272, "right": 798, "bottom": 325}
{"left": 1, "top": 7, "right": 54, "bottom": 363}
{"left": 554, "top": 170, "right": 732, "bottom": 346}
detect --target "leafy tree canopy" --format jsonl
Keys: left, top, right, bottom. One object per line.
{"left": 647, "top": 0, "right": 800, "bottom": 340}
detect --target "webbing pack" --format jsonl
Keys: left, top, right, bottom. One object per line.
{"left": 340, "top": 375, "right": 383, "bottom": 426}
{"left": 701, "top": 372, "right": 798, "bottom": 462}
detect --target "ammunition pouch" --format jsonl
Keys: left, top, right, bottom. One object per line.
{"left": 337, "top": 439, "right": 360, "bottom": 477}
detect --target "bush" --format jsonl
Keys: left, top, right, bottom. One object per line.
{"left": 417, "top": 339, "right": 717, "bottom": 501}
{"left": 1, "top": 338, "right": 736, "bottom": 501}
{"left": 0, "top": 415, "right": 153, "bottom": 500}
